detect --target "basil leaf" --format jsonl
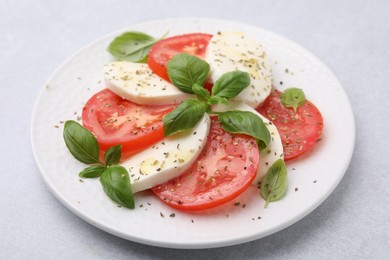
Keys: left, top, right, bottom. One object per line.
{"left": 104, "top": 145, "right": 122, "bottom": 166}
{"left": 63, "top": 120, "right": 100, "bottom": 164}
{"left": 208, "top": 96, "right": 228, "bottom": 105}
{"left": 260, "top": 159, "right": 287, "bottom": 208}
{"left": 167, "top": 53, "right": 210, "bottom": 93}
{"left": 217, "top": 111, "right": 270, "bottom": 150}
{"left": 192, "top": 83, "right": 210, "bottom": 101}
{"left": 280, "top": 87, "right": 306, "bottom": 112}
{"left": 100, "top": 166, "right": 135, "bottom": 209}
{"left": 163, "top": 99, "right": 208, "bottom": 136}
{"left": 79, "top": 165, "right": 106, "bottom": 178}
{"left": 211, "top": 71, "right": 250, "bottom": 99}
{"left": 107, "top": 31, "right": 166, "bottom": 63}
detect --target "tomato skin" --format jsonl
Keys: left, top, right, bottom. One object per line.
{"left": 256, "top": 90, "right": 324, "bottom": 160}
{"left": 152, "top": 117, "right": 259, "bottom": 211}
{"left": 148, "top": 33, "right": 213, "bottom": 88}
{"left": 82, "top": 89, "right": 175, "bottom": 159}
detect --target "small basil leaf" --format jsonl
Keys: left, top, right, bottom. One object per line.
{"left": 208, "top": 96, "right": 228, "bottom": 105}
{"left": 163, "top": 99, "right": 208, "bottom": 136}
{"left": 192, "top": 83, "right": 210, "bottom": 101}
{"left": 280, "top": 87, "right": 306, "bottom": 112}
{"left": 63, "top": 120, "right": 100, "bottom": 164}
{"left": 100, "top": 166, "right": 135, "bottom": 209}
{"left": 260, "top": 159, "right": 287, "bottom": 208}
{"left": 217, "top": 111, "right": 270, "bottom": 150}
{"left": 79, "top": 165, "right": 106, "bottom": 178}
{"left": 104, "top": 145, "right": 122, "bottom": 166}
{"left": 107, "top": 31, "right": 166, "bottom": 63}
{"left": 167, "top": 53, "right": 210, "bottom": 93}
{"left": 211, "top": 71, "right": 250, "bottom": 99}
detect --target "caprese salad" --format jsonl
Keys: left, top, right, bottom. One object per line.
{"left": 63, "top": 31, "right": 323, "bottom": 211}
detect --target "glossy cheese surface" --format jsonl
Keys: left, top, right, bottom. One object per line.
{"left": 205, "top": 32, "right": 273, "bottom": 108}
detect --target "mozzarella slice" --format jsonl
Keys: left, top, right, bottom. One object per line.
{"left": 212, "top": 101, "right": 284, "bottom": 185}
{"left": 205, "top": 32, "right": 273, "bottom": 108}
{"left": 104, "top": 61, "right": 193, "bottom": 105}
{"left": 121, "top": 114, "right": 210, "bottom": 193}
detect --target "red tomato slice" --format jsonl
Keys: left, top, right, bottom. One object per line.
{"left": 148, "top": 33, "right": 213, "bottom": 90}
{"left": 82, "top": 89, "right": 175, "bottom": 159}
{"left": 152, "top": 117, "right": 259, "bottom": 210}
{"left": 256, "top": 90, "right": 324, "bottom": 160}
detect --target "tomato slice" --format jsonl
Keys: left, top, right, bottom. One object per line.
{"left": 148, "top": 33, "right": 213, "bottom": 89}
{"left": 152, "top": 117, "right": 259, "bottom": 210}
{"left": 256, "top": 90, "right": 324, "bottom": 160}
{"left": 82, "top": 89, "right": 175, "bottom": 159}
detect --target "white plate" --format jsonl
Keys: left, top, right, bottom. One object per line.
{"left": 31, "top": 18, "right": 355, "bottom": 249}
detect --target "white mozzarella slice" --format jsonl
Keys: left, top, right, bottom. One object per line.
{"left": 104, "top": 61, "right": 193, "bottom": 105}
{"left": 121, "top": 114, "right": 210, "bottom": 193}
{"left": 205, "top": 32, "right": 273, "bottom": 108}
{"left": 212, "top": 101, "right": 284, "bottom": 185}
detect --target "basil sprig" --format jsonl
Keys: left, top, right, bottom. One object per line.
{"left": 167, "top": 53, "right": 210, "bottom": 93}
{"left": 192, "top": 83, "right": 210, "bottom": 102}
{"left": 164, "top": 53, "right": 269, "bottom": 150}
{"left": 79, "top": 165, "right": 106, "bottom": 178}
{"left": 208, "top": 71, "right": 250, "bottom": 105}
{"left": 63, "top": 120, "right": 134, "bottom": 209}
{"left": 260, "top": 159, "right": 287, "bottom": 208}
{"left": 104, "top": 145, "right": 122, "bottom": 166}
{"left": 100, "top": 166, "right": 135, "bottom": 209}
{"left": 217, "top": 111, "right": 271, "bottom": 150}
{"left": 63, "top": 121, "right": 100, "bottom": 164}
{"left": 211, "top": 71, "right": 250, "bottom": 100}
{"left": 107, "top": 31, "right": 167, "bottom": 63}
{"left": 280, "top": 87, "right": 306, "bottom": 112}
{"left": 163, "top": 99, "right": 208, "bottom": 136}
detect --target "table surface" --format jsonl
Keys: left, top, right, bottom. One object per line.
{"left": 1, "top": 0, "right": 389, "bottom": 259}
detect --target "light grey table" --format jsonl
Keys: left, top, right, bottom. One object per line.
{"left": 1, "top": 0, "right": 389, "bottom": 259}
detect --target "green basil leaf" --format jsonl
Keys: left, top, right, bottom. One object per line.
{"left": 63, "top": 120, "right": 100, "bottom": 164}
{"left": 217, "top": 111, "right": 270, "bottom": 150}
{"left": 104, "top": 145, "right": 122, "bottom": 166}
{"left": 260, "top": 159, "right": 287, "bottom": 208}
{"left": 167, "top": 53, "right": 210, "bottom": 93}
{"left": 100, "top": 166, "right": 135, "bottom": 209}
{"left": 280, "top": 87, "right": 306, "bottom": 112}
{"left": 163, "top": 99, "right": 208, "bottom": 136}
{"left": 208, "top": 96, "right": 228, "bottom": 105}
{"left": 211, "top": 71, "right": 250, "bottom": 99}
{"left": 79, "top": 165, "right": 106, "bottom": 178}
{"left": 192, "top": 83, "right": 210, "bottom": 101}
{"left": 107, "top": 31, "right": 166, "bottom": 63}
